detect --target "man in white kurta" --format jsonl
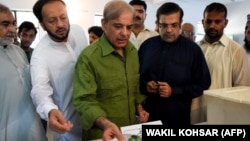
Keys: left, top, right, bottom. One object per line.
{"left": 0, "top": 43, "right": 47, "bottom": 141}
{"left": 196, "top": 3, "right": 250, "bottom": 125}
{"left": 129, "top": 0, "right": 158, "bottom": 50}
{"left": 30, "top": 24, "right": 88, "bottom": 141}
{"left": 198, "top": 34, "right": 250, "bottom": 89}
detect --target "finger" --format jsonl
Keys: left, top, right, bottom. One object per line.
{"left": 50, "top": 121, "right": 71, "bottom": 133}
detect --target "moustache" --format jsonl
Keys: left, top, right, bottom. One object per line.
{"left": 56, "top": 27, "right": 66, "bottom": 32}
{"left": 207, "top": 28, "right": 218, "bottom": 33}
{"left": 7, "top": 32, "right": 15, "bottom": 38}
{"left": 135, "top": 16, "right": 141, "bottom": 20}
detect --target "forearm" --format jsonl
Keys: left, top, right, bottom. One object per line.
{"left": 95, "top": 116, "right": 115, "bottom": 130}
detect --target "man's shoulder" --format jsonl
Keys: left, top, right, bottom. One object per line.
{"left": 144, "top": 28, "right": 158, "bottom": 36}
{"left": 79, "top": 43, "right": 99, "bottom": 58}
{"left": 144, "top": 35, "right": 160, "bottom": 42}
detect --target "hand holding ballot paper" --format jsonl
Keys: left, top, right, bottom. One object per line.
{"left": 110, "top": 120, "right": 162, "bottom": 141}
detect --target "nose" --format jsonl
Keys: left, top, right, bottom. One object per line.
{"left": 56, "top": 19, "right": 65, "bottom": 27}
{"left": 8, "top": 24, "right": 16, "bottom": 33}
{"left": 166, "top": 26, "right": 173, "bottom": 32}
{"left": 209, "top": 21, "right": 217, "bottom": 28}
{"left": 121, "top": 27, "right": 130, "bottom": 36}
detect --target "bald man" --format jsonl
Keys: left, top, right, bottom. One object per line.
{"left": 182, "top": 23, "right": 205, "bottom": 124}
{"left": 181, "top": 22, "right": 196, "bottom": 41}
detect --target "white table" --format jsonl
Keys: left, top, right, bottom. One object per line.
{"left": 204, "top": 86, "right": 250, "bottom": 124}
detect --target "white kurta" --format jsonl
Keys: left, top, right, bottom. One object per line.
{"left": 0, "top": 44, "right": 46, "bottom": 141}
{"left": 129, "top": 27, "right": 158, "bottom": 50}
{"left": 191, "top": 34, "right": 250, "bottom": 124}
{"left": 30, "top": 24, "right": 88, "bottom": 141}
{"left": 198, "top": 34, "right": 250, "bottom": 89}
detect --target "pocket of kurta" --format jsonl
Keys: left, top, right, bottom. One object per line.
{"left": 99, "top": 77, "right": 124, "bottom": 99}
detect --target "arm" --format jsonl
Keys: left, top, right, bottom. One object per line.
{"left": 95, "top": 117, "right": 125, "bottom": 141}
{"left": 73, "top": 53, "right": 107, "bottom": 130}
{"left": 232, "top": 47, "right": 250, "bottom": 86}
{"left": 170, "top": 46, "right": 211, "bottom": 99}
{"left": 30, "top": 53, "right": 58, "bottom": 120}
{"left": 30, "top": 52, "right": 72, "bottom": 133}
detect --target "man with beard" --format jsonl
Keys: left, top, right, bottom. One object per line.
{"left": 129, "top": 0, "right": 158, "bottom": 50}
{"left": 197, "top": 2, "right": 250, "bottom": 89}
{"left": 0, "top": 3, "right": 46, "bottom": 141}
{"left": 31, "top": 0, "right": 88, "bottom": 141}
{"left": 243, "top": 14, "right": 250, "bottom": 83}
{"left": 17, "top": 21, "right": 37, "bottom": 63}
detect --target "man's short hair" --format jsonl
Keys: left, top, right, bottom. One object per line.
{"left": 33, "top": 0, "right": 66, "bottom": 22}
{"left": 88, "top": 26, "right": 103, "bottom": 38}
{"left": 156, "top": 2, "right": 183, "bottom": 22}
{"left": 0, "top": 3, "right": 11, "bottom": 13}
{"left": 203, "top": 2, "right": 227, "bottom": 19}
{"left": 18, "top": 21, "right": 37, "bottom": 34}
{"left": 129, "top": 0, "right": 147, "bottom": 11}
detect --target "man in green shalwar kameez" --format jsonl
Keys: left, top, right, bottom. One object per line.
{"left": 73, "top": 1, "right": 149, "bottom": 141}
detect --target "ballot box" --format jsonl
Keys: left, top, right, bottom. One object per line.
{"left": 204, "top": 86, "right": 250, "bottom": 124}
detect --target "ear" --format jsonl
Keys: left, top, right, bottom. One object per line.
{"left": 224, "top": 19, "right": 228, "bottom": 28}
{"left": 101, "top": 18, "right": 106, "bottom": 32}
{"left": 180, "top": 19, "right": 183, "bottom": 27}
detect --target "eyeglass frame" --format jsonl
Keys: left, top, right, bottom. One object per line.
{"left": 158, "top": 22, "right": 180, "bottom": 29}
{"left": 181, "top": 30, "right": 194, "bottom": 36}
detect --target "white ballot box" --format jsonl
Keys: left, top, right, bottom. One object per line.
{"left": 204, "top": 86, "right": 250, "bottom": 124}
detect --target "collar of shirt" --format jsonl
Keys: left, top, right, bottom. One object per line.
{"left": 98, "top": 34, "right": 134, "bottom": 57}
{"left": 199, "top": 33, "right": 228, "bottom": 47}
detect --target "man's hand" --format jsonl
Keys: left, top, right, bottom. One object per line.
{"left": 48, "top": 109, "right": 73, "bottom": 134}
{"left": 146, "top": 81, "right": 159, "bottom": 94}
{"left": 158, "top": 81, "right": 172, "bottom": 98}
{"left": 96, "top": 117, "right": 125, "bottom": 141}
{"left": 137, "top": 104, "right": 149, "bottom": 123}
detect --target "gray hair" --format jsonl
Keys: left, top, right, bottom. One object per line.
{"left": 0, "top": 3, "right": 11, "bottom": 13}
{"left": 103, "top": 0, "right": 135, "bottom": 22}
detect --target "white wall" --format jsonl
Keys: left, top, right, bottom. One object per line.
{"left": 1, "top": 0, "right": 250, "bottom": 44}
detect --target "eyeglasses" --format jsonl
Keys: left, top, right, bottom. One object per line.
{"left": 158, "top": 23, "right": 180, "bottom": 29}
{"left": 181, "top": 30, "right": 194, "bottom": 36}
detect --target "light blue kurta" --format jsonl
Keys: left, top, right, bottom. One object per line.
{"left": 0, "top": 44, "right": 46, "bottom": 141}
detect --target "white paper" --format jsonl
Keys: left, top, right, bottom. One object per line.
{"left": 120, "top": 120, "right": 162, "bottom": 136}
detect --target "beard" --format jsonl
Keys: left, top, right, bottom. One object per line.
{"left": 45, "top": 25, "right": 70, "bottom": 42}
{"left": 205, "top": 28, "right": 222, "bottom": 40}
{"left": 0, "top": 38, "right": 14, "bottom": 47}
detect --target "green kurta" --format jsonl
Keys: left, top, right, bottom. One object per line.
{"left": 73, "top": 35, "right": 146, "bottom": 140}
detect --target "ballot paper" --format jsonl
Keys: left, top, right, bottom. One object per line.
{"left": 120, "top": 120, "right": 162, "bottom": 136}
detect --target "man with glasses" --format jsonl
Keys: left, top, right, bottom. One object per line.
{"left": 181, "top": 22, "right": 205, "bottom": 124}
{"left": 138, "top": 2, "right": 211, "bottom": 126}
{"left": 181, "top": 22, "right": 196, "bottom": 41}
